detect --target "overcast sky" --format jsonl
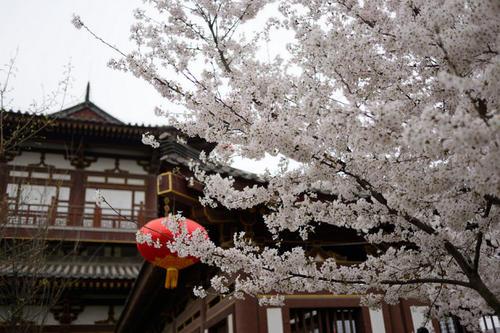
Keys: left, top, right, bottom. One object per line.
{"left": 0, "top": 1, "right": 290, "bottom": 173}
{"left": 0, "top": 0, "right": 165, "bottom": 125}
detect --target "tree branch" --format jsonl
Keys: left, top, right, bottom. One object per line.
{"left": 473, "top": 232, "right": 483, "bottom": 273}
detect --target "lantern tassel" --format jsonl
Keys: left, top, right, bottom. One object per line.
{"left": 165, "top": 267, "right": 179, "bottom": 289}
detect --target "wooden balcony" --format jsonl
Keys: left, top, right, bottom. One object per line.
{"left": 1, "top": 199, "right": 157, "bottom": 243}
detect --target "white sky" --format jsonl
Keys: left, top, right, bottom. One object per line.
{"left": 0, "top": 0, "right": 164, "bottom": 125}
{"left": 0, "top": 0, "right": 290, "bottom": 173}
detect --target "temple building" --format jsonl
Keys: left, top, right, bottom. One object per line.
{"left": 1, "top": 86, "right": 498, "bottom": 333}
{"left": 0, "top": 85, "right": 162, "bottom": 332}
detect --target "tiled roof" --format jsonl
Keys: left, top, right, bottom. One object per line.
{"left": 0, "top": 261, "right": 141, "bottom": 280}
{"left": 1, "top": 109, "right": 165, "bottom": 142}
{"left": 51, "top": 83, "right": 124, "bottom": 125}
{"left": 51, "top": 101, "right": 125, "bottom": 125}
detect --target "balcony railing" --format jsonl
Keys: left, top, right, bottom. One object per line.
{"left": 3, "top": 198, "right": 156, "bottom": 234}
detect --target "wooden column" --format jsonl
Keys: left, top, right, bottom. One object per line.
{"left": 140, "top": 151, "right": 160, "bottom": 225}
{"left": 68, "top": 169, "right": 85, "bottom": 226}
{"left": 234, "top": 297, "right": 260, "bottom": 333}
{"left": 0, "top": 161, "right": 8, "bottom": 198}
{"left": 144, "top": 173, "right": 158, "bottom": 223}
{"left": 384, "top": 302, "right": 411, "bottom": 333}
{"left": 200, "top": 298, "right": 207, "bottom": 333}
{"left": 0, "top": 161, "right": 8, "bottom": 219}
{"left": 360, "top": 307, "right": 374, "bottom": 333}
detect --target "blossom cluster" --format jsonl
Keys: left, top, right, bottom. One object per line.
{"left": 141, "top": 131, "right": 160, "bottom": 148}
{"left": 94, "top": 189, "right": 104, "bottom": 207}
{"left": 100, "top": 0, "right": 500, "bottom": 330}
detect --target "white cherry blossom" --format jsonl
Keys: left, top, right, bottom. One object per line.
{"left": 75, "top": 1, "right": 500, "bottom": 330}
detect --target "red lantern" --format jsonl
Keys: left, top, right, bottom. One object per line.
{"left": 136, "top": 217, "right": 206, "bottom": 288}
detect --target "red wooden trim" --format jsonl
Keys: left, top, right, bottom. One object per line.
{"left": 281, "top": 306, "right": 291, "bottom": 333}
{"left": 284, "top": 296, "right": 361, "bottom": 308}
{"left": 7, "top": 176, "right": 72, "bottom": 187}
{"left": 400, "top": 301, "right": 414, "bottom": 333}
{"left": 432, "top": 318, "right": 442, "bottom": 333}
{"left": 0, "top": 161, "right": 9, "bottom": 198}
{"left": 144, "top": 174, "right": 158, "bottom": 224}
{"left": 69, "top": 169, "right": 85, "bottom": 226}
{"left": 382, "top": 303, "right": 394, "bottom": 333}
{"left": 1, "top": 226, "right": 136, "bottom": 243}
{"left": 360, "top": 307, "right": 373, "bottom": 333}
{"left": 234, "top": 298, "right": 260, "bottom": 333}
{"left": 385, "top": 303, "right": 408, "bottom": 333}
{"left": 257, "top": 304, "right": 268, "bottom": 333}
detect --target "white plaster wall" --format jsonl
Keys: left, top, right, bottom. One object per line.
{"left": 86, "top": 157, "right": 147, "bottom": 175}
{"left": 9, "top": 151, "right": 41, "bottom": 166}
{"left": 267, "top": 308, "right": 284, "bottom": 333}
{"left": 45, "top": 153, "right": 73, "bottom": 169}
{"left": 18, "top": 185, "right": 58, "bottom": 205}
{"left": 72, "top": 305, "right": 109, "bottom": 325}
{"left": 9, "top": 170, "right": 29, "bottom": 177}
{"left": 6, "top": 183, "right": 18, "bottom": 198}
{"left": 88, "top": 175, "right": 106, "bottom": 182}
{"left": 128, "top": 178, "right": 145, "bottom": 185}
{"left": 134, "top": 191, "right": 145, "bottom": 205}
{"left": 86, "top": 157, "right": 116, "bottom": 171}
{"left": 8, "top": 152, "right": 73, "bottom": 169}
{"left": 120, "top": 159, "right": 147, "bottom": 175}
{"left": 85, "top": 188, "right": 133, "bottom": 210}
{"left": 410, "top": 306, "right": 433, "bottom": 332}
{"left": 107, "top": 177, "right": 126, "bottom": 184}
{"left": 369, "top": 308, "right": 386, "bottom": 333}
{"left": 58, "top": 187, "right": 70, "bottom": 201}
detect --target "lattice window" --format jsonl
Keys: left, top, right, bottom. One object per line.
{"left": 481, "top": 316, "right": 500, "bottom": 333}
{"left": 289, "top": 307, "right": 361, "bottom": 333}
{"left": 440, "top": 315, "right": 500, "bottom": 333}
{"left": 440, "top": 317, "right": 460, "bottom": 333}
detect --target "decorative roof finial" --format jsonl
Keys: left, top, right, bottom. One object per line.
{"left": 85, "top": 82, "right": 90, "bottom": 103}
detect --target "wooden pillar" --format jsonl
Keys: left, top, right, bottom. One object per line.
{"left": 384, "top": 302, "right": 411, "bottom": 333}
{"left": 93, "top": 205, "right": 102, "bottom": 228}
{"left": 0, "top": 160, "right": 8, "bottom": 199}
{"left": 48, "top": 196, "right": 57, "bottom": 225}
{"left": 68, "top": 169, "right": 85, "bottom": 226}
{"left": 382, "top": 304, "right": 394, "bottom": 333}
{"left": 258, "top": 305, "right": 268, "bottom": 333}
{"left": 0, "top": 161, "right": 9, "bottom": 223}
{"left": 234, "top": 297, "right": 260, "bottom": 333}
{"left": 143, "top": 150, "right": 160, "bottom": 224}
{"left": 200, "top": 298, "right": 207, "bottom": 333}
{"left": 401, "top": 300, "right": 417, "bottom": 332}
{"left": 360, "top": 307, "right": 374, "bottom": 333}
{"left": 145, "top": 173, "right": 158, "bottom": 223}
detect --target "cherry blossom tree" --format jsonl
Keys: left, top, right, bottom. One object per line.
{"left": 75, "top": 0, "right": 499, "bottom": 330}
